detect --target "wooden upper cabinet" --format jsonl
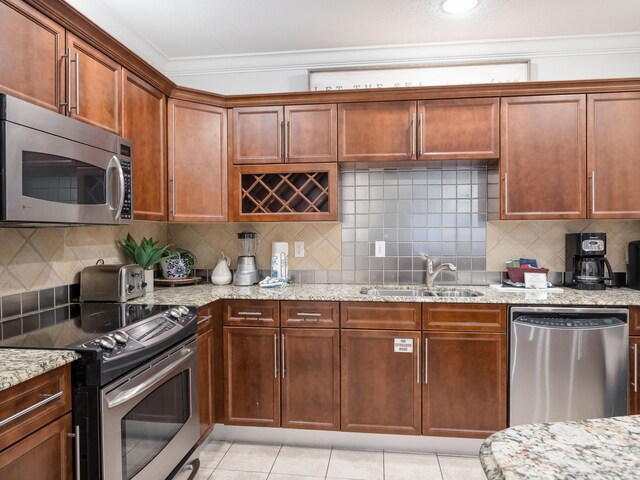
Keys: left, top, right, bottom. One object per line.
{"left": 66, "top": 32, "right": 121, "bottom": 134}
{"left": 0, "top": 0, "right": 65, "bottom": 112}
{"left": 417, "top": 98, "right": 499, "bottom": 160}
{"left": 338, "top": 101, "right": 417, "bottom": 162}
{"left": 168, "top": 99, "right": 228, "bottom": 222}
{"left": 232, "top": 104, "right": 337, "bottom": 165}
{"left": 122, "top": 70, "right": 166, "bottom": 221}
{"left": 588, "top": 92, "right": 640, "bottom": 218}
{"left": 423, "top": 331, "right": 507, "bottom": 438}
{"left": 232, "top": 106, "right": 283, "bottom": 164}
{"left": 500, "top": 94, "right": 587, "bottom": 219}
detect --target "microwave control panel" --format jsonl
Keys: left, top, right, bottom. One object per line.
{"left": 120, "top": 158, "right": 132, "bottom": 220}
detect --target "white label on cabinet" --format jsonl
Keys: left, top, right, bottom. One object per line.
{"left": 394, "top": 338, "right": 414, "bottom": 353}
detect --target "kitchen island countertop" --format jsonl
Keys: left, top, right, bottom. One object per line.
{"left": 480, "top": 415, "right": 640, "bottom": 479}
{"left": 129, "top": 282, "right": 640, "bottom": 307}
{"left": 0, "top": 349, "right": 80, "bottom": 392}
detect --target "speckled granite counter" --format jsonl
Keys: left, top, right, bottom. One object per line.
{"left": 480, "top": 415, "right": 640, "bottom": 479}
{"left": 0, "top": 349, "right": 80, "bottom": 392}
{"left": 130, "top": 283, "right": 640, "bottom": 308}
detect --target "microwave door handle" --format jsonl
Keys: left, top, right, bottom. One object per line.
{"left": 106, "top": 156, "right": 125, "bottom": 221}
{"left": 114, "top": 157, "right": 125, "bottom": 221}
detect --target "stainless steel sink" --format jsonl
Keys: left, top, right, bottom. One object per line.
{"left": 360, "top": 288, "right": 436, "bottom": 297}
{"left": 360, "top": 288, "right": 482, "bottom": 298}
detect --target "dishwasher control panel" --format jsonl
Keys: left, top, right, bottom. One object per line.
{"left": 516, "top": 316, "right": 624, "bottom": 328}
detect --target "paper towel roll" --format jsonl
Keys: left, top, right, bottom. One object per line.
{"left": 271, "top": 242, "right": 288, "bottom": 279}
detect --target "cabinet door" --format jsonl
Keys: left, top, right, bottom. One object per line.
{"left": 197, "top": 317, "right": 213, "bottom": 439}
{"left": 341, "top": 330, "right": 421, "bottom": 434}
{"left": 223, "top": 327, "right": 280, "bottom": 427}
{"left": 285, "top": 104, "right": 337, "bottom": 163}
{"left": 417, "top": 98, "right": 499, "bottom": 160}
{"left": 281, "top": 329, "right": 340, "bottom": 430}
{"left": 0, "top": 0, "right": 65, "bottom": 112}
{"left": 500, "top": 95, "right": 586, "bottom": 219}
{"left": 232, "top": 106, "right": 283, "bottom": 164}
{"left": 630, "top": 337, "right": 640, "bottom": 415}
{"left": 0, "top": 412, "right": 72, "bottom": 480}
{"left": 588, "top": 92, "right": 640, "bottom": 218}
{"left": 423, "top": 332, "right": 506, "bottom": 438}
{"left": 122, "top": 70, "right": 167, "bottom": 221}
{"left": 338, "top": 101, "right": 416, "bottom": 162}
{"left": 168, "top": 99, "right": 228, "bottom": 222}
{"left": 67, "top": 32, "right": 121, "bottom": 134}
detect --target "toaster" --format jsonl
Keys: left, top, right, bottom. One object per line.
{"left": 80, "top": 264, "right": 146, "bottom": 302}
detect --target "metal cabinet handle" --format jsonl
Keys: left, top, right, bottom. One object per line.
{"left": 274, "top": 334, "right": 278, "bottom": 378}
{"left": 416, "top": 337, "right": 420, "bottom": 384}
{"left": 410, "top": 115, "right": 416, "bottom": 156}
{"left": 504, "top": 172, "right": 509, "bottom": 215}
{"left": 281, "top": 333, "right": 286, "bottom": 379}
{"left": 418, "top": 112, "right": 423, "bottom": 157}
{"left": 0, "top": 391, "right": 63, "bottom": 427}
{"left": 61, "top": 48, "right": 71, "bottom": 112}
{"left": 67, "top": 425, "right": 81, "bottom": 480}
{"left": 296, "top": 312, "right": 321, "bottom": 317}
{"left": 238, "top": 311, "right": 262, "bottom": 316}
{"left": 424, "top": 338, "right": 428, "bottom": 384}
{"left": 634, "top": 343, "right": 638, "bottom": 393}
{"left": 591, "top": 170, "right": 596, "bottom": 214}
{"left": 74, "top": 51, "right": 80, "bottom": 114}
{"left": 278, "top": 121, "right": 283, "bottom": 160}
{"left": 285, "top": 120, "right": 290, "bottom": 160}
{"left": 170, "top": 175, "right": 176, "bottom": 217}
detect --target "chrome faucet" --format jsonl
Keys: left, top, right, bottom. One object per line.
{"left": 424, "top": 255, "right": 457, "bottom": 288}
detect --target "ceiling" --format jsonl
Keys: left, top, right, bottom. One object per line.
{"left": 67, "top": 0, "right": 640, "bottom": 60}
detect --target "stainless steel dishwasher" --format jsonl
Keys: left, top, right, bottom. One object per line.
{"left": 509, "top": 306, "right": 628, "bottom": 426}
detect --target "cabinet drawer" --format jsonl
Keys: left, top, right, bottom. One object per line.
{"left": 223, "top": 300, "right": 280, "bottom": 326}
{"left": 0, "top": 365, "right": 72, "bottom": 452}
{"left": 630, "top": 307, "right": 640, "bottom": 336}
{"left": 423, "top": 304, "right": 506, "bottom": 332}
{"left": 340, "top": 302, "right": 421, "bottom": 330}
{"left": 281, "top": 301, "right": 339, "bottom": 328}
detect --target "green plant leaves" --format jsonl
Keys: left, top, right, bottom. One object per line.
{"left": 116, "top": 233, "right": 171, "bottom": 269}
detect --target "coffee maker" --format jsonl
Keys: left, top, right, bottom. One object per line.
{"left": 565, "top": 232, "right": 613, "bottom": 290}
{"left": 233, "top": 232, "right": 260, "bottom": 286}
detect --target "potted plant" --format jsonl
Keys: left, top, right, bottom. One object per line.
{"left": 116, "top": 233, "right": 171, "bottom": 292}
{"left": 160, "top": 247, "right": 197, "bottom": 279}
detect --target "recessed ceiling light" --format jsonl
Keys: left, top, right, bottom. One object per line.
{"left": 442, "top": 0, "right": 478, "bottom": 14}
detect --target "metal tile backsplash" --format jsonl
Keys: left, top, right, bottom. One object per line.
{"left": 339, "top": 163, "right": 500, "bottom": 285}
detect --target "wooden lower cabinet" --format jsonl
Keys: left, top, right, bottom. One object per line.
{"left": 224, "top": 326, "right": 280, "bottom": 426}
{"left": 281, "top": 328, "right": 340, "bottom": 430}
{"left": 0, "top": 413, "right": 72, "bottom": 480}
{"left": 423, "top": 331, "right": 507, "bottom": 438}
{"left": 341, "top": 329, "right": 421, "bottom": 435}
{"left": 629, "top": 337, "right": 640, "bottom": 415}
{"left": 198, "top": 315, "right": 214, "bottom": 439}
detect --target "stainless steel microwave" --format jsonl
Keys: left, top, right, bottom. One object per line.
{"left": 0, "top": 94, "right": 133, "bottom": 225}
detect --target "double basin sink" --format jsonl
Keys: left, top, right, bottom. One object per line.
{"left": 361, "top": 287, "right": 483, "bottom": 298}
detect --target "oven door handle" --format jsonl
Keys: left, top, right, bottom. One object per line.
{"left": 105, "top": 346, "right": 196, "bottom": 409}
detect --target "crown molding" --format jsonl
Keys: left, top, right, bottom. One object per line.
{"left": 165, "top": 32, "right": 640, "bottom": 77}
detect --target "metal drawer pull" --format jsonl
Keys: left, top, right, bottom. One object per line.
{"left": 281, "top": 334, "right": 286, "bottom": 379}
{"left": 197, "top": 315, "right": 212, "bottom": 325}
{"left": 424, "top": 338, "right": 428, "bottom": 384}
{"left": 0, "top": 391, "right": 63, "bottom": 427}
{"left": 296, "top": 312, "right": 322, "bottom": 317}
{"left": 634, "top": 343, "right": 638, "bottom": 393}
{"left": 67, "top": 425, "right": 81, "bottom": 480}
{"left": 238, "top": 311, "right": 262, "bottom": 316}
{"left": 274, "top": 334, "right": 278, "bottom": 378}
{"left": 416, "top": 338, "right": 420, "bottom": 384}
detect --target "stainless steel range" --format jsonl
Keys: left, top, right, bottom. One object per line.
{"left": 0, "top": 302, "right": 200, "bottom": 480}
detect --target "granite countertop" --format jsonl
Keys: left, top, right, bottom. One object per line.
{"left": 0, "top": 349, "right": 80, "bottom": 392}
{"left": 130, "top": 283, "right": 640, "bottom": 308}
{"left": 480, "top": 415, "right": 640, "bottom": 479}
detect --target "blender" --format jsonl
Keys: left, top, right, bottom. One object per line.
{"left": 233, "top": 232, "right": 260, "bottom": 285}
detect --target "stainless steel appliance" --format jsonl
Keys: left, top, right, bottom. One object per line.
{"left": 0, "top": 93, "right": 133, "bottom": 225}
{"left": 510, "top": 306, "right": 628, "bottom": 426}
{"left": 565, "top": 232, "right": 613, "bottom": 290}
{"left": 233, "top": 231, "right": 260, "bottom": 286}
{"left": 80, "top": 264, "right": 146, "bottom": 302}
{"left": 0, "top": 302, "right": 200, "bottom": 480}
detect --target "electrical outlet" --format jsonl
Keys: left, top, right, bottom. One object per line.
{"left": 375, "top": 241, "right": 386, "bottom": 257}
{"left": 294, "top": 241, "right": 304, "bottom": 257}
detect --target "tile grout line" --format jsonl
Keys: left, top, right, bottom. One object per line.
{"left": 213, "top": 440, "right": 234, "bottom": 472}
{"left": 435, "top": 453, "right": 445, "bottom": 480}
{"left": 382, "top": 449, "right": 386, "bottom": 480}
{"left": 324, "top": 446, "right": 333, "bottom": 479}
{"left": 266, "top": 443, "right": 283, "bottom": 479}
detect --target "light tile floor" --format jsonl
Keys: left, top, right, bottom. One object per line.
{"left": 195, "top": 441, "right": 486, "bottom": 480}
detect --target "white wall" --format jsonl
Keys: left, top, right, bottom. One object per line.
{"left": 166, "top": 34, "right": 640, "bottom": 95}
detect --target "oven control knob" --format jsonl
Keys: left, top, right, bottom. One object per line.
{"left": 113, "top": 331, "right": 129, "bottom": 344}
{"left": 99, "top": 336, "right": 116, "bottom": 351}
{"left": 169, "top": 309, "right": 181, "bottom": 319}
{"left": 178, "top": 306, "right": 189, "bottom": 315}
